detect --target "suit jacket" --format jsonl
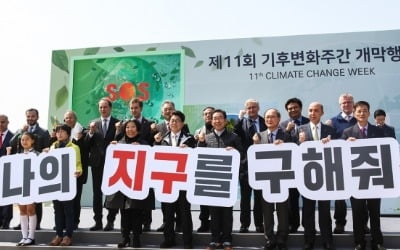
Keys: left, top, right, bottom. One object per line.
{"left": 0, "top": 130, "right": 14, "bottom": 156}
{"left": 342, "top": 123, "right": 384, "bottom": 140}
{"left": 234, "top": 115, "right": 267, "bottom": 151}
{"left": 93, "top": 116, "right": 119, "bottom": 151}
{"left": 298, "top": 122, "right": 337, "bottom": 142}
{"left": 280, "top": 115, "right": 310, "bottom": 141}
{"left": 380, "top": 124, "right": 396, "bottom": 139}
{"left": 258, "top": 127, "right": 291, "bottom": 144}
{"left": 10, "top": 124, "right": 50, "bottom": 153}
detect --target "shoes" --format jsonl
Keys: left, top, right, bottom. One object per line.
{"left": 323, "top": 242, "right": 335, "bottom": 250}
{"left": 60, "top": 236, "right": 72, "bottom": 246}
{"left": 49, "top": 236, "right": 63, "bottom": 246}
{"left": 13, "top": 224, "right": 21, "bottom": 230}
{"left": 207, "top": 242, "right": 218, "bottom": 250}
{"left": 90, "top": 223, "right": 103, "bottom": 231}
{"left": 160, "top": 240, "right": 176, "bottom": 248}
{"left": 117, "top": 237, "right": 130, "bottom": 248}
{"left": 372, "top": 244, "right": 386, "bottom": 250}
{"left": 256, "top": 225, "right": 264, "bottom": 233}
{"left": 132, "top": 236, "right": 141, "bottom": 248}
{"left": 289, "top": 225, "right": 298, "bottom": 233}
{"left": 197, "top": 220, "right": 210, "bottom": 232}
{"left": 157, "top": 222, "right": 166, "bottom": 232}
{"left": 222, "top": 241, "right": 233, "bottom": 250}
{"left": 16, "top": 238, "right": 26, "bottom": 246}
{"left": 303, "top": 242, "right": 314, "bottom": 250}
{"left": 364, "top": 225, "right": 371, "bottom": 234}
{"left": 175, "top": 223, "right": 182, "bottom": 232}
{"left": 22, "top": 238, "right": 35, "bottom": 246}
{"left": 142, "top": 224, "right": 151, "bottom": 232}
{"left": 103, "top": 222, "right": 114, "bottom": 231}
{"left": 1, "top": 222, "right": 9, "bottom": 229}
{"left": 354, "top": 244, "right": 365, "bottom": 250}
{"left": 183, "top": 243, "right": 193, "bottom": 249}
{"left": 333, "top": 224, "right": 345, "bottom": 234}
{"left": 264, "top": 240, "right": 276, "bottom": 250}
{"left": 239, "top": 226, "right": 249, "bottom": 233}
{"left": 277, "top": 243, "right": 288, "bottom": 250}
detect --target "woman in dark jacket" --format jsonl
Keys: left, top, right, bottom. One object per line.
{"left": 104, "top": 119, "right": 155, "bottom": 248}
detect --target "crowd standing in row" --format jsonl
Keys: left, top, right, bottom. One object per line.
{"left": 0, "top": 93, "right": 396, "bottom": 250}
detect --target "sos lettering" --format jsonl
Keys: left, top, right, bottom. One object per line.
{"left": 106, "top": 82, "right": 149, "bottom": 102}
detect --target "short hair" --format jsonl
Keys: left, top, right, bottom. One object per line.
{"left": 162, "top": 100, "right": 175, "bottom": 109}
{"left": 213, "top": 109, "right": 227, "bottom": 119}
{"left": 285, "top": 98, "right": 303, "bottom": 110}
{"left": 171, "top": 110, "right": 185, "bottom": 122}
{"left": 264, "top": 108, "right": 281, "bottom": 118}
{"left": 55, "top": 124, "right": 72, "bottom": 137}
{"left": 203, "top": 106, "right": 215, "bottom": 112}
{"left": 99, "top": 98, "right": 112, "bottom": 108}
{"left": 26, "top": 108, "right": 39, "bottom": 116}
{"left": 21, "top": 131, "right": 37, "bottom": 143}
{"left": 374, "top": 109, "right": 386, "bottom": 118}
{"left": 64, "top": 110, "right": 77, "bottom": 120}
{"left": 129, "top": 98, "right": 143, "bottom": 109}
{"left": 123, "top": 119, "right": 142, "bottom": 134}
{"left": 354, "top": 101, "right": 370, "bottom": 111}
{"left": 338, "top": 93, "right": 354, "bottom": 104}
{"left": 244, "top": 98, "right": 259, "bottom": 107}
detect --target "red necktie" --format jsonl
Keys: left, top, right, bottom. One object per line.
{"left": 0, "top": 133, "right": 3, "bottom": 148}
{"left": 361, "top": 127, "right": 367, "bottom": 138}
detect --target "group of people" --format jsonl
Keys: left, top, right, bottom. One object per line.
{"left": 0, "top": 93, "right": 396, "bottom": 250}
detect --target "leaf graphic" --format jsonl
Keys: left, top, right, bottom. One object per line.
{"left": 194, "top": 60, "right": 204, "bottom": 68}
{"left": 55, "top": 86, "right": 69, "bottom": 108}
{"left": 114, "top": 47, "right": 125, "bottom": 52}
{"left": 146, "top": 47, "right": 157, "bottom": 51}
{"left": 52, "top": 50, "right": 69, "bottom": 73}
{"left": 181, "top": 46, "right": 196, "bottom": 58}
{"left": 83, "top": 47, "right": 100, "bottom": 55}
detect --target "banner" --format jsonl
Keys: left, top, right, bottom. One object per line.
{"left": 101, "top": 144, "right": 241, "bottom": 207}
{"left": 0, "top": 148, "right": 77, "bottom": 205}
{"left": 49, "top": 29, "right": 400, "bottom": 212}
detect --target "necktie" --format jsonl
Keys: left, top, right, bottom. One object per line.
{"left": 268, "top": 133, "right": 274, "bottom": 143}
{"left": 312, "top": 125, "right": 319, "bottom": 141}
{"left": 29, "top": 126, "right": 34, "bottom": 133}
{"left": 171, "top": 134, "right": 177, "bottom": 146}
{"left": 249, "top": 120, "right": 256, "bottom": 136}
{"left": 166, "top": 121, "right": 170, "bottom": 131}
{"left": 102, "top": 119, "right": 108, "bottom": 137}
{"left": 345, "top": 115, "right": 351, "bottom": 121}
{"left": 294, "top": 119, "right": 301, "bottom": 126}
{"left": 0, "top": 133, "right": 3, "bottom": 148}
{"left": 361, "top": 127, "right": 367, "bottom": 138}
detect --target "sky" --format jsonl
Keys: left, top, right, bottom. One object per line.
{"left": 0, "top": 0, "right": 399, "bottom": 131}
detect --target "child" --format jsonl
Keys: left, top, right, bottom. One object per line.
{"left": 9, "top": 132, "right": 38, "bottom": 246}
{"left": 48, "top": 124, "right": 82, "bottom": 246}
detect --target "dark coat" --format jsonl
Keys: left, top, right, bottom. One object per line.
{"left": 104, "top": 135, "right": 155, "bottom": 210}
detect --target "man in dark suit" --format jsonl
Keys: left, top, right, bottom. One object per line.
{"left": 279, "top": 97, "right": 309, "bottom": 233}
{"left": 374, "top": 109, "right": 396, "bottom": 139}
{"left": 88, "top": 98, "right": 119, "bottom": 231}
{"left": 298, "top": 102, "right": 336, "bottom": 250}
{"left": 234, "top": 99, "right": 267, "bottom": 233}
{"left": 0, "top": 114, "right": 14, "bottom": 229}
{"left": 253, "top": 108, "right": 291, "bottom": 250}
{"left": 326, "top": 93, "right": 358, "bottom": 234}
{"left": 9, "top": 108, "right": 50, "bottom": 230}
{"left": 151, "top": 100, "right": 187, "bottom": 232}
{"left": 342, "top": 101, "right": 386, "bottom": 250}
